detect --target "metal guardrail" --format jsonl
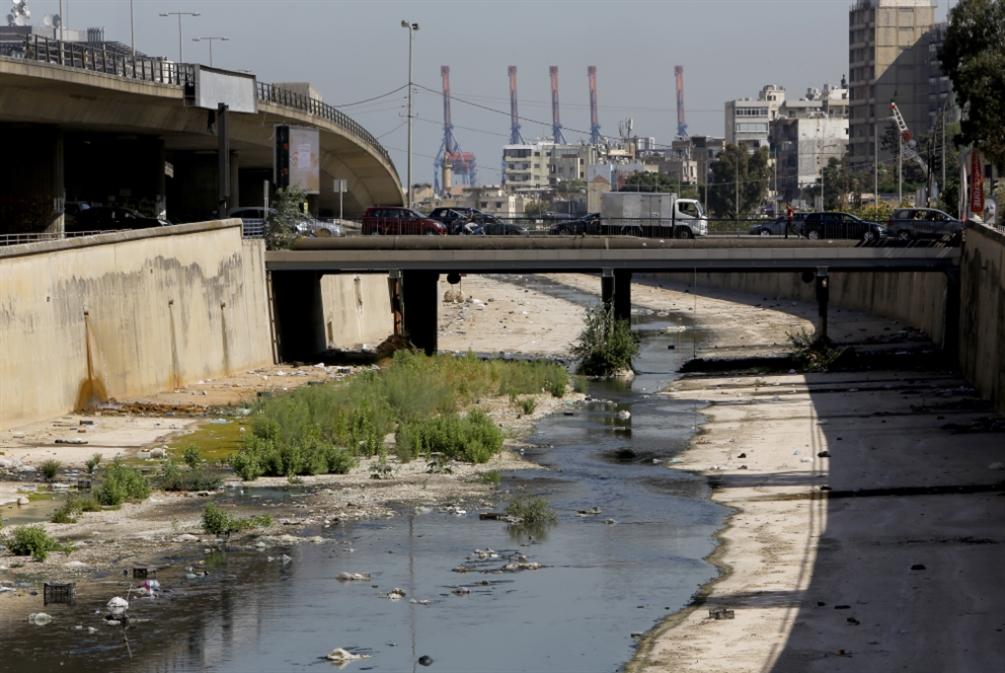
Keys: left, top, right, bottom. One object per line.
{"left": 16, "top": 35, "right": 398, "bottom": 180}
{"left": 0, "top": 230, "right": 110, "bottom": 246}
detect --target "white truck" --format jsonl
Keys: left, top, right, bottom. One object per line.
{"left": 600, "top": 192, "right": 708, "bottom": 238}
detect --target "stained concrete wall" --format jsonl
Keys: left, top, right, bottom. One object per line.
{"left": 650, "top": 269, "right": 948, "bottom": 345}
{"left": 0, "top": 221, "right": 273, "bottom": 429}
{"left": 320, "top": 274, "right": 393, "bottom": 351}
{"left": 959, "top": 225, "right": 1005, "bottom": 414}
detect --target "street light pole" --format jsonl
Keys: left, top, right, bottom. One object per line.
{"left": 159, "top": 11, "right": 200, "bottom": 63}
{"left": 129, "top": 0, "right": 135, "bottom": 58}
{"left": 401, "top": 20, "right": 419, "bottom": 209}
{"left": 193, "top": 36, "right": 228, "bottom": 67}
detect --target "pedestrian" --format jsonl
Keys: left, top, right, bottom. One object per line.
{"left": 785, "top": 204, "right": 794, "bottom": 239}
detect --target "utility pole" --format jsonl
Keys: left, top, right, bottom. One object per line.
{"left": 898, "top": 130, "right": 903, "bottom": 204}
{"left": 941, "top": 106, "right": 947, "bottom": 198}
{"left": 401, "top": 20, "right": 419, "bottom": 208}
{"left": 734, "top": 154, "right": 739, "bottom": 219}
{"left": 129, "top": 0, "right": 135, "bottom": 59}
{"left": 873, "top": 120, "right": 879, "bottom": 204}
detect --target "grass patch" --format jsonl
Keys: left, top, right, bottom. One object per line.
{"left": 95, "top": 460, "right": 150, "bottom": 507}
{"left": 478, "top": 470, "right": 502, "bottom": 485}
{"left": 396, "top": 410, "right": 504, "bottom": 463}
{"left": 514, "top": 397, "right": 537, "bottom": 415}
{"left": 230, "top": 352, "right": 567, "bottom": 480}
{"left": 158, "top": 462, "right": 223, "bottom": 492}
{"left": 202, "top": 503, "right": 272, "bottom": 536}
{"left": 573, "top": 304, "right": 639, "bottom": 378}
{"left": 168, "top": 420, "right": 246, "bottom": 464}
{"left": 2, "top": 525, "right": 65, "bottom": 561}
{"left": 85, "top": 453, "right": 102, "bottom": 476}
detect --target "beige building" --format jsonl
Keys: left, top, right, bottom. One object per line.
{"left": 848, "top": 0, "right": 936, "bottom": 167}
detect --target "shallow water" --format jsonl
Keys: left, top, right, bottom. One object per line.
{"left": 2, "top": 275, "right": 728, "bottom": 673}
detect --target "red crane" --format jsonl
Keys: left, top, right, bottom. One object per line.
{"left": 550, "top": 65, "right": 566, "bottom": 144}
{"left": 508, "top": 65, "right": 523, "bottom": 144}
{"left": 674, "top": 65, "right": 687, "bottom": 138}
{"left": 588, "top": 65, "right": 601, "bottom": 144}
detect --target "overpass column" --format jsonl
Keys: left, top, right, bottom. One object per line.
{"left": 814, "top": 267, "right": 830, "bottom": 345}
{"left": 402, "top": 270, "right": 439, "bottom": 355}
{"left": 601, "top": 269, "right": 615, "bottom": 310}
{"left": 613, "top": 270, "right": 632, "bottom": 322}
{"left": 270, "top": 271, "right": 326, "bottom": 362}
{"left": 943, "top": 268, "right": 960, "bottom": 359}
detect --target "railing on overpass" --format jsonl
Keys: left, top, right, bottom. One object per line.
{"left": 0, "top": 230, "right": 110, "bottom": 246}
{"left": 15, "top": 35, "right": 398, "bottom": 181}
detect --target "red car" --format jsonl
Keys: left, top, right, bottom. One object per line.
{"left": 361, "top": 207, "right": 446, "bottom": 235}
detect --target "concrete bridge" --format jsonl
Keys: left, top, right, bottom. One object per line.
{"left": 0, "top": 44, "right": 402, "bottom": 234}
{"left": 265, "top": 237, "right": 961, "bottom": 359}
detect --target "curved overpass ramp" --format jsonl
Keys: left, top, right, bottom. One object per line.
{"left": 0, "top": 47, "right": 402, "bottom": 231}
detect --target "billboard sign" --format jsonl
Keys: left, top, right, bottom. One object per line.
{"left": 970, "top": 149, "right": 984, "bottom": 214}
{"left": 275, "top": 125, "right": 320, "bottom": 194}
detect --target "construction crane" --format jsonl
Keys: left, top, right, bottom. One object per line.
{"left": 434, "top": 65, "right": 476, "bottom": 193}
{"left": 588, "top": 66, "right": 602, "bottom": 144}
{"left": 508, "top": 66, "right": 524, "bottom": 144}
{"left": 889, "top": 101, "right": 926, "bottom": 171}
{"left": 549, "top": 65, "right": 567, "bottom": 144}
{"left": 674, "top": 65, "right": 688, "bottom": 138}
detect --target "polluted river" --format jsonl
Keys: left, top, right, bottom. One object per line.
{"left": 3, "top": 277, "right": 730, "bottom": 673}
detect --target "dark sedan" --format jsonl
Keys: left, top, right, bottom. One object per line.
{"left": 550, "top": 213, "right": 602, "bottom": 235}
{"left": 886, "top": 208, "right": 962, "bottom": 241}
{"left": 68, "top": 206, "right": 170, "bottom": 233}
{"left": 749, "top": 213, "right": 806, "bottom": 236}
{"left": 800, "top": 212, "right": 886, "bottom": 242}
{"left": 481, "top": 222, "right": 528, "bottom": 235}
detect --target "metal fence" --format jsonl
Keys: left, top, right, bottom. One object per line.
{"left": 15, "top": 35, "right": 397, "bottom": 179}
{"left": 0, "top": 230, "right": 110, "bottom": 246}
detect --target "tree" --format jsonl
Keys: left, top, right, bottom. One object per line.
{"left": 707, "top": 145, "right": 770, "bottom": 218}
{"left": 265, "top": 187, "right": 307, "bottom": 250}
{"left": 940, "top": 0, "right": 1005, "bottom": 168}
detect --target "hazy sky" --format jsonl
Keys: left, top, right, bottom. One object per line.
{"left": 32, "top": 0, "right": 950, "bottom": 185}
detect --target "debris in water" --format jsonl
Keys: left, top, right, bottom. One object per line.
{"left": 336, "top": 572, "right": 371, "bottom": 582}
{"left": 385, "top": 587, "right": 407, "bottom": 600}
{"left": 106, "top": 597, "right": 128, "bottom": 615}
{"left": 418, "top": 655, "right": 434, "bottom": 667}
{"left": 27, "top": 613, "right": 52, "bottom": 626}
{"left": 325, "top": 648, "right": 369, "bottom": 666}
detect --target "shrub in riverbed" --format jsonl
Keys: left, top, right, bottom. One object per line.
{"left": 573, "top": 304, "right": 639, "bottom": 378}
{"left": 50, "top": 495, "right": 102, "bottom": 524}
{"left": 202, "top": 503, "right": 272, "bottom": 536}
{"left": 95, "top": 460, "right": 150, "bottom": 507}
{"left": 2, "top": 525, "right": 63, "bottom": 561}
{"left": 40, "top": 459, "right": 60, "bottom": 482}
{"left": 506, "top": 496, "right": 557, "bottom": 526}
{"left": 396, "top": 410, "right": 503, "bottom": 463}
{"left": 85, "top": 453, "right": 102, "bottom": 476}
{"left": 158, "top": 462, "right": 223, "bottom": 492}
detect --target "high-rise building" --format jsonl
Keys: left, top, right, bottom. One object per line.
{"left": 848, "top": 0, "right": 936, "bottom": 169}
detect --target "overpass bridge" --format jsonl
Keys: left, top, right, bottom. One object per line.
{"left": 265, "top": 237, "right": 960, "bottom": 359}
{"left": 0, "top": 36, "right": 402, "bottom": 234}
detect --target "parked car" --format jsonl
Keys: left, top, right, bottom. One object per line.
{"left": 228, "top": 207, "right": 342, "bottom": 237}
{"left": 68, "top": 206, "right": 170, "bottom": 233}
{"left": 749, "top": 213, "right": 806, "bottom": 236}
{"left": 429, "top": 207, "right": 503, "bottom": 234}
{"left": 800, "top": 212, "right": 886, "bottom": 242}
{"left": 550, "top": 213, "right": 602, "bottom": 235}
{"left": 361, "top": 207, "right": 446, "bottom": 235}
{"left": 886, "top": 208, "right": 962, "bottom": 241}
{"left": 481, "top": 221, "right": 528, "bottom": 235}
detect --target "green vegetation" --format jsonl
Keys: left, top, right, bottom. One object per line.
{"left": 506, "top": 496, "right": 557, "bottom": 526}
{"left": 50, "top": 495, "right": 102, "bottom": 524}
{"left": 202, "top": 503, "right": 272, "bottom": 537}
{"left": 40, "top": 459, "right": 60, "bottom": 482}
{"left": 515, "top": 397, "right": 537, "bottom": 415}
{"left": 95, "top": 460, "right": 151, "bottom": 507}
{"left": 478, "top": 470, "right": 502, "bottom": 485}
{"left": 2, "top": 525, "right": 63, "bottom": 561}
{"left": 707, "top": 144, "right": 771, "bottom": 218}
{"left": 168, "top": 420, "right": 245, "bottom": 464}
{"left": 85, "top": 453, "right": 102, "bottom": 476}
{"left": 788, "top": 330, "right": 844, "bottom": 372}
{"left": 265, "top": 187, "right": 308, "bottom": 250}
{"left": 573, "top": 304, "right": 639, "bottom": 378}
{"left": 182, "top": 446, "right": 203, "bottom": 469}
{"left": 230, "top": 352, "right": 568, "bottom": 480}
{"left": 396, "top": 410, "right": 504, "bottom": 463}
{"left": 158, "top": 462, "right": 223, "bottom": 492}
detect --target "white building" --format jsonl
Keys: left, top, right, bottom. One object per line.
{"left": 772, "top": 116, "right": 849, "bottom": 201}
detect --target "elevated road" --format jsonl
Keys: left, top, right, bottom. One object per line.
{"left": 267, "top": 237, "right": 960, "bottom": 274}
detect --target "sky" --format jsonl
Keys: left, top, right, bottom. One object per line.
{"left": 30, "top": 0, "right": 950, "bottom": 186}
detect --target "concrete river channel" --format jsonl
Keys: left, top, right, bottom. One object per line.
{"left": 4, "top": 278, "right": 729, "bottom": 673}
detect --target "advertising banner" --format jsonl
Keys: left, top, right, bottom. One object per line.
{"left": 289, "top": 127, "right": 321, "bottom": 194}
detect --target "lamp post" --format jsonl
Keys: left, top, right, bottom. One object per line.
{"left": 192, "top": 36, "right": 228, "bottom": 67}
{"left": 401, "top": 20, "right": 419, "bottom": 208}
{"left": 159, "top": 11, "right": 200, "bottom": 63}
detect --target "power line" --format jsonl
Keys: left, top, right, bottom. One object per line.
{"left": 334, "top": 84, "right": 409, "bottom": 108}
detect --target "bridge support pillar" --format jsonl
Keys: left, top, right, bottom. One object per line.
{"left": 943, "top": 268, "right": 960, "bottom": 360}
{"left": 601, "top": 269, "right": 615, "bottom": 310}
{"left": 403, "top": 270, "right": 439, "bottom": 355}
{"left": 814, "top": 267, "right": 830, "bottom": 345}
{"left": 271, "top": 271, "right": 326, "bottom": 362}
{"left": 614, "top": 270, "right": 632, "bottom": 322}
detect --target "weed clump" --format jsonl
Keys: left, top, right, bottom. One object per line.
{"left": 515, "top": 397, "right": 537, "bottom": 415}
{"left": 85, "top": 453, "right": 102, "bottom": 476}
{"left": 396, "top": 410, "right": 503, "bottom": 464}
{"left": 159, "top": 462, "right": 223, "bottom": 492}
{"left": 202, "top": 503, "right": 272, "bottom": 537}
{"left": 2, "top": 525, "right": 63, "bottom": 561}
{"left": 506, "top": 496, "right": 557, "bottom": 526}
{"left": 478, "top": 470, "right": 502, "bottom": 485}
{"left": 230, "top": 352, "right": 567, "bottom": 480}
{"left": 50, "top": 495, "right": 102, "bottom": 524}
{"left": 788, "top": 330, "right": 844, "bottom": 372}
{"left": 573, "top": 304, "right": 638, "bottom": 378}
{"left": 95, "top": 460, "right": 150, "bottom": 507}
{"left": 40, "top": 460, "right": 60, "bottom": 482}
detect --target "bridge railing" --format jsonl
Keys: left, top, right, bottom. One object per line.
{"left": 16, "top": 35, "right": 398, "bottom": 180}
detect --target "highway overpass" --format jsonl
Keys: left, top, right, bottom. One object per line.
{"left": 0, "top": 37, "right": 402, "bottom": 234}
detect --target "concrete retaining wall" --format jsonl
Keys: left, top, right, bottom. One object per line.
{"left": 649, "top": 269, "right": 948, "bottom": 345}
{"left": 0, "top": 221, "right": 273, "bottom": 429}
{"left": 959, "top": 225, "right": 1005, "bottom": 414}
{"left": 320, "top": 274, "right": 393, "bottom": 351}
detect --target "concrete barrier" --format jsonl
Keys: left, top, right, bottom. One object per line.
{"left": 320, "top": 274, "right": 393, "bottom": 351}
{"left": 959, "top": 225, "right": 1005, "bottom": 414}
{"left": 0, "top": 221, "right": 273, "bottom": 429}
